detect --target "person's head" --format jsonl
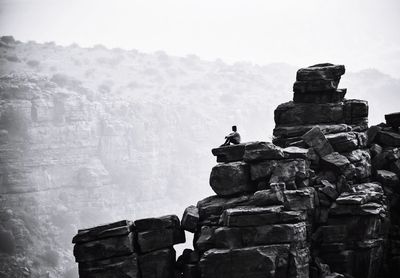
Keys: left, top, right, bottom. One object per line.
{"left": 232, "top": 125, "right": 237, "bottom": 132}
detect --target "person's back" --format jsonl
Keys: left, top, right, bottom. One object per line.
{"left": 221, "top": 125, "right": 241, "bottom": 146}
{"left": 228, "top": 131, "right": 241, "bottom": 144}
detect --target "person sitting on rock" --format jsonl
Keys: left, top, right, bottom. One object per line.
{"left": 221, "top": 126, "right": 241, "bottom": 146}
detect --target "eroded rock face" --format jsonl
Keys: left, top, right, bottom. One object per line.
{"left": 69, "top": 62, "right": 399, "bottom": 278}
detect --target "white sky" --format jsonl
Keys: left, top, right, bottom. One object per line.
{"left": 1, "top": 0, "right": 400, "bottom": 77}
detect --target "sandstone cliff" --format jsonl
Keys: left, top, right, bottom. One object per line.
{"left": 0, "top": 36, "right": 400, "bottom": 277}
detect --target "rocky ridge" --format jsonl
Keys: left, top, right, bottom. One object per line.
{"left": 71, "top": 63, "right": 400, "bottom": 277}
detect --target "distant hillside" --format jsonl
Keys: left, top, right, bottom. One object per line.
{"left": 0, "top": 36, "right": 398, "bottom": 277}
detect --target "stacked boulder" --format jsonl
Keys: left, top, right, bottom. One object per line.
{"left": 274, "top": 63, "right": 368, "bottom": 148}
{"left": 272, "top": 63, "right": 388, "bottom": 278}
{"left": 72, "top": 63, "right": 400, "bottom": 278}
{"left": 367, "top": 112, "right": 400, "bottom": 274}
{"left": 72, "top": 216, "right": 185, "bottom": 278}
{"left": 180, "top": 141, "right": 317, "bottom": 278}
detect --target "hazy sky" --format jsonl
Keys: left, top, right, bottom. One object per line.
{"left": 1, "top": 0, "right": 400, "bottom": 77}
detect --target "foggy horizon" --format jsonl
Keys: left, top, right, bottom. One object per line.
{"left": 1, "top": 1, "right": 400, "bottom": 277}
{"left": 1, "top": 0, "right": 400, "bottom": 77}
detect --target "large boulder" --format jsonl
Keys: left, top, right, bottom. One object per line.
{"left": 181, "top": 205, "right": 199, "bottom": 233}
{"left": 274, "top": 124, "right": 351, "bottom": 139}
{"left": 296, "top": 63, "right": 345, "bottom": 81}
{"left": 214, "top": 222, "right": 307, "bottom": 249}
{"left": 72, "top": 220, "right": 133, "bottom": 244}
{"left": 274, "top": 102, "right": 345, "bottom": 126}
{"left": 326, "top": 132, "right": 359, "bottom": 153}
{"left": 220, "top": 206, "right": 306, "bottom": 227}
{"left": 209, "top": 162, "right": 253, "bottom": 196}
{"left": 134, "top": 215, "right": 185, "bottom": 253}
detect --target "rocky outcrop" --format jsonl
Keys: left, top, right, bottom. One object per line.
{"left": 1, "top": 57, "right": 395, "bottom": 277}
{"left": 72, "top": 216, "right": 185, "bottom": 278}
{"left": 71, "top": 63, "right": 400, "bottom": 278}
{"left": 69, "top": 63, "right": 400, "bottom": 278}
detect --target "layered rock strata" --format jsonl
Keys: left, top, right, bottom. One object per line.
{"left": 72, "top": 215, "right": 185, "bottom": 278}
{"left": 72, "top": 63, "right": 400, "bottom": 278}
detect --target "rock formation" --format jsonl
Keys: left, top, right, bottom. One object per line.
{"left": 72, "top": 216, "right": 185, "bottom": 278}
{"left": 71, "top": 63, "right": 400, "bottom": 277}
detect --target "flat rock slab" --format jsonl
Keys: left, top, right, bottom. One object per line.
{"left": 293, "top": 80, "right": 339, "bottom": 93}
{"left": 134, "top": 215, "right": 181, "bottom": 232}
{"left": 243, "top": 141, "right": 285, "bottom": 162}
{"left": 197, "top": 194, "right": 253, "bottom": 226}
{"left": 199, "top": 245, "right": 291, "bottom": 278}
{"left": 326, "top": 132, "right": 359, "bottom": 153}
{"left": 214, "top": 222, "right": 307, "bottom": 249}
{"left": 139, "top": 248, "right": 176, "bottom": 278}
{"left": 296, "top": 64, "right": 345, "bottom": 81}
{"left": 72, "top": 220, "right": 133, "bottom": 244}
{"left": 283, "top": 146, "right": 310, "bottom": 159}
{"left": 273, "top": 124, "right": 351, "bottom": 139}
{"left": 209, "top": 161, "right": 253, "bottom": 196}
{"left": 293, "top": 89, "right": 346, "bottom": 103}
{"left": 211, "top": 144, "right": 246, "bottom": 163}
{"left": 302, "top": 126, "right": 334, "bottom": 157}
{"left": 221, "top": 206, "right": 306, "bottom": 227}
{"left": 196, "top": 188, "right": 285, "bottom": 226}
{"left": 135, "top": 215, "right": 185, "bottom": 253}
{"left": 73, "top": 233, "right": 135, "bottom": 263}
{"left": 78, "top": 253, "right": 139, "bottom": 278}
{"left": 376, "top": 130, "right": 400, "bottom": 147}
